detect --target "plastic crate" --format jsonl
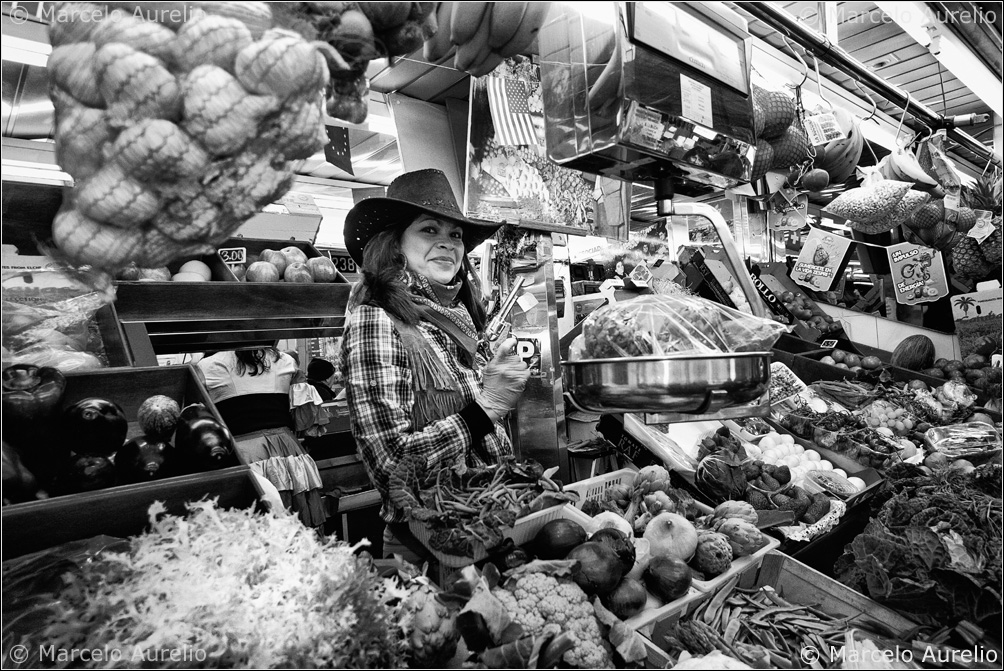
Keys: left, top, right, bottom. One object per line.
{"left": 563, "top": 469, "right": 781, "bottom": 635}
{"left": 408, "top": 502, "right": 575, "bottom": 569}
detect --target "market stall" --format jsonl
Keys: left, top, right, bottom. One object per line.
{"left": 2, "top": 1, "right": 1002, "bottom": 669}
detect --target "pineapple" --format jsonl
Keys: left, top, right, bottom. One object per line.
{"left": 962, "top": 174, "right": 1003, "bottom": 266}
{"left": 909, "top": 200, "right": 945, "bottom": 230}
{"left": 951, "top": 235, "right": 992, "bottom": 279}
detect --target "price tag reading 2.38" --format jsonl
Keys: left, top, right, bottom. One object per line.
{"left": 218, "top": 247, "right": 246, "bottom": 265}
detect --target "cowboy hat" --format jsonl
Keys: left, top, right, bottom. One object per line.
{"left": 343, "top": 169, "right": 504, "bottom": 266}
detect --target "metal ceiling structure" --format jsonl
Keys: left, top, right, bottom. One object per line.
{"left": 2, "top": 1, "right": 1001, "bottom": 234}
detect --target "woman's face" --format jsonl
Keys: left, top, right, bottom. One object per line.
{"left": 401, "top": 215, "right": 465, "bottom": 284}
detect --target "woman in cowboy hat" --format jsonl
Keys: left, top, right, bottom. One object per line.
{"left": 340, "top": 169, "right": 530, "bottom": 561}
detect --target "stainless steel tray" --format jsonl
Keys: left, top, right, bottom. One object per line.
{"left": 562, "top": 353, "right": 771, "bottom": 415}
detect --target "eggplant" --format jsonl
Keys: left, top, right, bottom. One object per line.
{"left": 62, "top": 454, "right": 116, "bottom": 493}
{"left": 116, "top": 436, "right": 177, "bottom": 484}
{"left": 62, "top": 398, "right": 128, "bottom": 456}
{"left": 2, "top": 364, "right": 66, "bottom": 423}
{"left": 175, "top": 404, "right": 237, "bottom": 469}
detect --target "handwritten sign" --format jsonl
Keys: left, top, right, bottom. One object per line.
{"left": 218, "top": 247, "right": 246, "bottom": 265}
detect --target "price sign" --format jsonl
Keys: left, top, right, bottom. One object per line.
{"left": 218, "top": 247, "right": 246, "bottom": 265}
{"left": 820, "top": 339, "right": 839, "bottom": 349}
{"left": 329, "top": 253, "right": 358, "bottom": 274}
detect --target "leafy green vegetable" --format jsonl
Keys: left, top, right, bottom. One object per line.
{"left": 835, "top": 463, "right": 1002, "bottom": 629}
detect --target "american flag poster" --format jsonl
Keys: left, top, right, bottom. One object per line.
{"left": 465, "top": 56, "right": 626, "bottom": 233}
{"left": 487, "top": 77, "right": 538, "bottom": 147}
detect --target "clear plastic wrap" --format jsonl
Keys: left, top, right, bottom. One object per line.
{"left": 580, "top": 294, "right": 786, "bottom": 359}
{"left": 2, "top": 267, "right": 114, "bottom": 372}
{"left": 924, "top": 422, "right": 1002, "bottom": 463}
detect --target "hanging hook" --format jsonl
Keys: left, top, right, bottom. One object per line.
{"left": 850, "top": 80, "right": 878, "bottom": 123}
{"left": 778, "top": 33, "right": 808, "bottom": 89}
{"left": 811, "top": 53, "right": 832, "bottom": 111}
{"left": 894, "top": 93, "right": 911, "bottom": 146}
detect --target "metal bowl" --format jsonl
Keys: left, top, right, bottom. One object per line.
{"left": 562, "top": 353, "right": 771, "bottom": 415}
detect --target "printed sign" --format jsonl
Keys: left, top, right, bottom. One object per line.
{"left": 766, "top": 193, "right": 808, "bottom": 231}
{"left": 803, "top": 112, "right": 845, "bottom": 146}
{"left": 887, "top": 242, "right": 949, "bottom": 305}
{"left": 749, "top": 271, "right": 796, "bottom": 325}
{"left": 680, "top": 74, "right": 713, "bottom": 128}
{"left": 792, "top": 227, "right": 853, "bottom": 292}
{"left": 329, "top": 253, "right": 358, "bottom": 275}
{"left": 951, "top": 288, "right": 1003, "bottom": 359}
{"left": 218, "top": 247, "right": 246, "bottom": 265}
{"left": 515, "top": 337, "right": 542, "bottom": 377}
{"left": 967, "top": 210, "right": 995, "bottom": 244}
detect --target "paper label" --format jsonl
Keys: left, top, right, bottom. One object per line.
{"left": 887, "top": 242, "right": 949, "bottom": 305}
{"left": 625, "top": 102, "right": 666, "bottom": 151}
{"left": 803, "top": 112, "right": 846, "bottom": 146}
{"left": 767, "top": 193, "right": 808, "bottom": 231}
{"left": 329, "top": 253, "right": 358, "bottom": 275}
{"left": 792, "top": 227, "right": 853, "bottom": 292}
{"left": 943, "top": 190, "right": 961, "bottom": 211}
{"left": 516, "top": 292, "right": 539, "bottom": 312}
{"left": 680, "top": 74, "right": 713, "bottom": 128}
{"left": 629, "top": 262, "right": 653, "bottom": 287}
{"left": 218, "top": 247, "right": 246, "bottom": 265}
{"left": 967, "top": 210, "right": 995, "bottom": 244}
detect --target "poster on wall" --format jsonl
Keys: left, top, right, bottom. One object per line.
{"left": 951, "top": 288, "right": 1003, "bottom": 358}
{"left": 465, "top": 57, "right": 626, "bottom": 234}
{"left": 886, "top": 242, "right": 949, "bottom": 305}
{"left": 791, "top": 227, "right": 853, "bottom": 292}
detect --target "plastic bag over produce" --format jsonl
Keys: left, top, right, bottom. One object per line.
{"left": 580, "top": 294, "right": 786, "bottom": 359}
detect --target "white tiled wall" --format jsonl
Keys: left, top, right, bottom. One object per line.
{"left": 817, "top": 304, "right": 963, "bottom": 360}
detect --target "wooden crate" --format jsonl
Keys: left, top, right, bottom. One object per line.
{"left": 215, "top": 236, "right": 348, "bottom": 283}
{"left": 641, "top": 550, "right": 919, "bottom": 655}
{"left": 114, "top": 251, "right": 238, "bottom": 285}
{"left": 1, "top": 365, "right": 255, "bottom": 559}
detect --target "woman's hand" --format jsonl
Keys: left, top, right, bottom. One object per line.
{"left": 477, "top": 337, "right": 530, "bottom": 423}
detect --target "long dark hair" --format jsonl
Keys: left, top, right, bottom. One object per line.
{"left": 234, "top": 347, "right": 280, "bottom": 376}
{"left": 352, "top": 222, "right": 488, "bottom": 331}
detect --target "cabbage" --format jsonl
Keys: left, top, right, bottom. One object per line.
{"left": 696, "top": 454, "right": 747, "bottom": 503}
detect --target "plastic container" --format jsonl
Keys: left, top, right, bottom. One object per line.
{"left": 803, "top": 470, "right": 860, "bottom": 500}
{"left": 924, "top": 421, "right": 1003, "bottom": 464}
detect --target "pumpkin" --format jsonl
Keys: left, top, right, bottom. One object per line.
{"left": 891, "top": 335, "right": 936, "bottom": 371}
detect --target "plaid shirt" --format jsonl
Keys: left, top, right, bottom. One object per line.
{"left": 342, "top": 304, "right": 512, "bottom": 523}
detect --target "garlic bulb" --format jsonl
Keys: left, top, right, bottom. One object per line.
{"left": 266, "top": 96, "right": 326, "bottom": 160}
{"left": 234, "top": 30, "right": 329, "bottom": 99}
{"left": 76, "top": 164, "right": 160, "bottom": 228}
{"left": 182, "top": 65, "right": 280, "bottom": 156}
{"left": 173, "top": 12, "right": 253, "bottom": 74}
{"left": 108, "top": 119, "right": 210, "bottom": 182}
{"left": 53, "top": 208, "right": 146, "bottom": 269}
{"left": 95, "top": 43, "right": 182, "bottom": 121}
{"left": 54, "top": 105, "right": 111, "bottom": 181}
{"left": 47, "top": 3, "right": 106, "bottom": 47}
{"left": 48, "top": 43, "right": 105, "bottom": 108}
{"left": 91, "top": 13, "right": 177, "bottom": 63}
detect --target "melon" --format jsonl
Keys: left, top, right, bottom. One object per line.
{"left": 753, "top": 84, "right": 796, "bottom": 139}
{"left": 890, "top": 335, "right": 936, "bottom": 371}
{"left": 137, "top": 395, "right": 181, "bottom": 440}
{"left": 769, "top": 120, "right": 809, "bottom": 170}
{"left": 750, "top": 140, "right": 773, "bottom": 182}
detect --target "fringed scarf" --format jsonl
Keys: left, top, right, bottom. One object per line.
{"left": 364, "top": 272, "right": 485, "bottom": 446}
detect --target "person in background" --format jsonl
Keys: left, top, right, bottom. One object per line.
{"left": 340, "top": 169, "right": 530, "bottom": 562}
{"left": 198, "top": 347, "right": 326, "bottom": 529}
{"left": 283, "top": 349, "right": 306, "bottom": 383}
{"left": 306, "top": 357, "right": 337, "bottom": 401}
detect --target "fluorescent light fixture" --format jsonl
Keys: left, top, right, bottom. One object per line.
{"left": 2, "top": 162, "right": 73, "bottom": 185}
{"left": 1, "top": 36, "right": 50, "bottom": 68}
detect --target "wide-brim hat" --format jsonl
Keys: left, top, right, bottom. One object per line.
{"left": 343, "top": 168, "right": 504, "bottom": 266}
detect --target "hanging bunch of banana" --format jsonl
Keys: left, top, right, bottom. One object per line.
{"left": 47, "top": 2, "right": 329, "bottom": 271}
{"left": 422, "top": 2, "right": 551, "bottom": 76}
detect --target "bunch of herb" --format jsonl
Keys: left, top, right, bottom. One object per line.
{"left": 835, "top": 463, "right": 1003, "bottom": 632}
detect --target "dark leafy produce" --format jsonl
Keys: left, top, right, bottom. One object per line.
{"left": 589, "top": 527, "right": 635, "bottom": 574}
{"left": 696, "top": 453, "right": 748, "bottom": 503}
{"left": 62, "top": 398, "right": 128, "bottom": 456}
{"left": 115, "top": 436, "right": 176, "bottom": 484}
{"left": 835, "top": 463, "right": 1002, "bottom": 630}
{"left": 62, "top": 454, "right": 115, "bottom": 493}
{"left": 174, "top": 403, "right": 237, "bottom": 469}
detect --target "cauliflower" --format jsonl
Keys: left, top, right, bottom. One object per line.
{"left": 492, "top": 572, "right": 613, "bottom": 668}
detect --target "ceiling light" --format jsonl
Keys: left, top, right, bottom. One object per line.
{"left": 1, "top": 35, "right": 51, "bottom": 68}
